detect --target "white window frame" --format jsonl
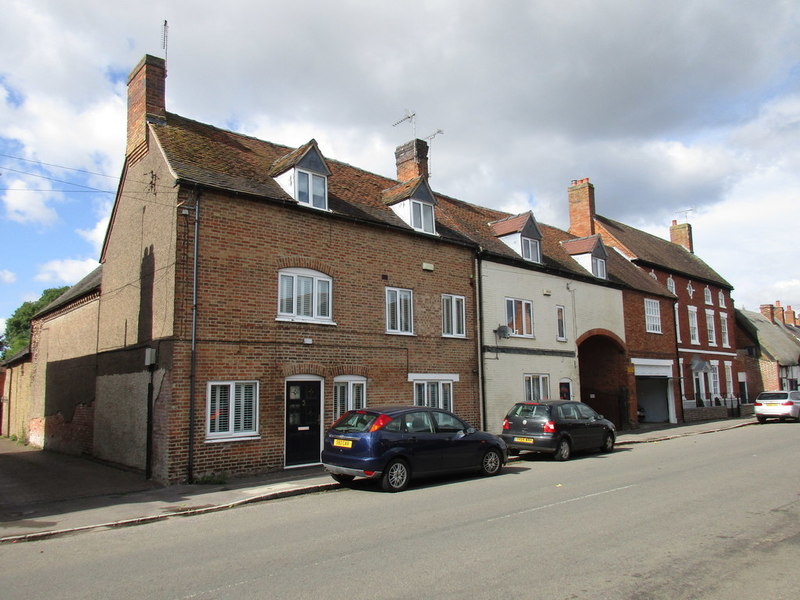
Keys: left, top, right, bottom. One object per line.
{"left": 524, "top": 374, "right": 550, "bottom": 402}
{"left": 521, "top": 237, "right": 541, "bottom": 263}
{"left": 674, "top": 303, "right": 682, "bottom": 343}
{"left": 705, "top": 309, "right": 717, "bottom": 346}
{"left": 710, "top": 362, "right": 720, "bottom": 397}
{"left": 278, "top": 268, "right": 333, "bottom": 323}
{"left": 386, "top": 287, "right": 414, "bottom": 334}
{"left": 667, "top": 276, "right": 676, "bottom": 294}
{"left": 724, "top": 361, "right": 734, "bottom": 399}
{"left": 442, "top": 294, "right": 466, "bottom": 338}
{"left": 644, "top": 298, "right": 662, "bottom": 333}
{"left": 206, "top": 381, "right": 259, "bottom": 441}
{"left": 411, "top": 199, "right": 435, "bottom": 234}
{"left": 333, "top": 376, "right": 366, "bottom": 420}
{"left": 556, "top": 305, "right": 567, "bottom": 341}
{"left": 688, "top": 306, "right": 700, "bottom": 344}
{"left": 506, "top": 297, "right": 534, "bottom": 337}
{"left": 704, "top": 287, "right": 713, "bottom": 305}
{"left": 719, "top": 312, "right": 729, "bottom": 347}
{"left": 592, "top": 256, "right": 607, "bottom": 279}
{"left": 295, "top": 169, "right": 327, "bottom": 210}
{"left": 409, "top": 374, "right": 458, "bottom": 412}
{"left": 718, "top": 291, "right": 727, "bottom": 308}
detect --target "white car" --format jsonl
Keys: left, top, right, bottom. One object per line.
{"left": 754, "top": 391, "right": 800, "bottom": 424}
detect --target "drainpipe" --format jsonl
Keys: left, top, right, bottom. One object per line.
{"left": 187, "top": 187, "right": 200, "bottom": 483}
{"left": 475, "top": 250, "right": 486, "bottom": 431}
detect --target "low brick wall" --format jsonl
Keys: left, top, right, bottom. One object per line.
{"left": 683, "top": 406, "right": 729, "bottom": 422}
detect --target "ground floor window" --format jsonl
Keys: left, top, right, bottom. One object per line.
{"left": 408, "top": 373, "right": 459, "bottom": 412}
{"left": 207, "top": 381, "right": 258, "bottom": 440}
{"left": 524, "top": 374, "right": 550, "bottom": 402}
{"left": 333, "top": 376, "right": 366, "bottom": 419}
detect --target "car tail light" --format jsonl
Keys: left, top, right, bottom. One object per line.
{"left": 543, "top": 420, "right": 556, "bottom": 433}
{"left": 754, "top": 402, "right": 762, "bottom": 406}
{"left": 369, "top": 414, "right": 393, "bottom": 432}
{"left": 782, "top": 401, "right": 794, "bottom": 406}
{"left": 502, "top": 418, "right": 510, "bottom": 430}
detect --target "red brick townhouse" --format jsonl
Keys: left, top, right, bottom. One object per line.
{"left": 568, "top": 178, "right": 739, "bottom": 420}
{"left": 67, "top": 55, "right": 483, "bottom": 483}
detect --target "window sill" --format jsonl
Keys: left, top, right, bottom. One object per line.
{"left": 386, "top": 331, "right": 416, "bottom": 336}
{"left": 276, "top": 317, "right": 337, "bottom": 326}
{"left": 442, "top": 334, "right": 467, "bottom": 339}
{"left": 205, "top": 434, "right": 261, "bottom": 444}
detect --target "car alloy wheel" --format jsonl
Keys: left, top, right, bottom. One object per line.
{"left": 600, "top": 433, "right": 615, "bottom": 453}
{"left": 480, "top": 448, "right": 502, "bottom": 476}
{"left": 554, "top": 438, "right": 571, "bottom": 461}
{"left": 381, "top": 459, "right": 410, "bottom": 492}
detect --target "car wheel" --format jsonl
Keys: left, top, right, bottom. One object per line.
{"left": 600, "top": 432, "right": 615, "bottom": 453}
{"left": 381, "top": 459, "right": 410, "bottom": 492}
{"left": 479, "top": 448, "right": 503, "bottom": 476}
{"left": 331, "top": 473, "right": 355, "bottom": 486}
{"left": 553, "top": 438, "right": 571, "bottom": 461}
{"left": 757, "top": 416, "right": 767, "bottom": 424}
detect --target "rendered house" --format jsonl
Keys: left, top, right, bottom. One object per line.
{"left": 568, "top": 178, "right": 740, "bottom": 420}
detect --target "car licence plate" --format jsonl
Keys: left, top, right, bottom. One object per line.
{"left": 513, "top": 436, "right": 535, "bottom": 444}
{"left": 333, "top": 438, "right": 352, "bottom": 448}
{"left": 766, "top": 403, "right": 779, "bottom": 407}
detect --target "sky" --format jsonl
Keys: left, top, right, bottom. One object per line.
{"left": 1, "top": 0, "right": 799, "bottom": 336}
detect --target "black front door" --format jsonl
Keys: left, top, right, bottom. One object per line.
{"left": 285, "top": 380, "right": 322, "bottom": 467}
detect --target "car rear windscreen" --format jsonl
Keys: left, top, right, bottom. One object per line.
{"left": 331, "top": 411, "right": 380, "bottom": 432}
{"left": 509, "top": 404, "right": 550, "bottom": 419}
{"left": 758, "top": 392, "right": 789, "bottom": 400}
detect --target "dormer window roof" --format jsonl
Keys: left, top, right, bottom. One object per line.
{"left": 382, "top": 177, "right": 438, "bottom": 235}
{"left": 490, "top": 212, "right": 543, "bottom": 264}
{"left": 270, "top": 140, "right": 331, "bottom": 211}
{"left": 561, "top": 234, "right": 608, "bottom": 280}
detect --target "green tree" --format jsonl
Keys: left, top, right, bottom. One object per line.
{"left": 2, "top": 286, "right": 69, "bottom": 359}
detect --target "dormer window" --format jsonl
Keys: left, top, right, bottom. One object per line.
{"left": 411, "top": 199, "right": 435, "bottom": 233}
{"left": 522, "top": 237, "right": 541, "bottom": 263}
{"left": 592, "top": 256, "right": 607, "bottom": 279}
{"left": 296, "top": 169, "right": 327, "bottom": 210}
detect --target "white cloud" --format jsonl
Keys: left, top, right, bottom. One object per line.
{"left": 1, "top": 178, "right": 60, "bottom": 225}
{"left": 76, "top": 199, "right": 113, "bottom": 256}
{"left": 0, "top": 270, "right": 16, "bottom": 284}
{"left": 34, "top": 258, "right": 99, "bottom": 285}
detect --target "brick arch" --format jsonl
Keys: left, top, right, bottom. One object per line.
{"left": 276, "top": 256, "right": 336, "bottom": 278}
{"left": 328, "top": 365, "right": 370, "bottom": 378}
{"left": 279, "top": 362, "right": 326, "bottom": 378}
{"left": 576, "top": 328, "right": 626, "bottom": 351}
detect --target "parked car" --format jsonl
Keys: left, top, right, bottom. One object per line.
{"left": 501, "top": 401, "right": 616, "bottom": 461}
{"left": 754, "top": 391, "right": 800, "bottom": 423}
{"left": 321, "top": 406, "right": 507, "bottom": 492}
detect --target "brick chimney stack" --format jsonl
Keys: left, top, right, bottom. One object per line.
{"left": 127, "top": 55, "right": 166, "bottom": 161}
{"left": 395, "top": 139, "right": 429, "bottom": 182}
{"left": 786, "top": 306, "right": 797, "bottom": 327}
{"left": 568, "top": 178, "right": 596, "bottom": 238}
{"left": 670, "top": 220, "right": 694, "bottom": 254}
{"left": 760, "top": 304, "right": 775, "bottom": 323}
{"left": 774, "top": 300, "right": 786, "bottom": 325}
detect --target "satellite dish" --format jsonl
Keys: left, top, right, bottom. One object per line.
{"left": 496, "top": 325, "right": 512, "bottom": 339}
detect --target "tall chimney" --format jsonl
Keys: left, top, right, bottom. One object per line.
{"left": 126, "top": 55, "right": 166, "bottom": 160}
{"left": 568, "top": 178, "right": 595, "bottom": 238}
{"left": 774, "top": 300, "right": 786, "bottom": 325}
{"left": 395, "top": 139, "right": 429, "bottom": 182}
{"left": 786, "top": 306, "right": 797, "bottom": 327}
{"left": 670, "top": 220, "right": 694, "bottom": 253}
{"left": 760, "top": 304, "right": 775, "bottom": 323}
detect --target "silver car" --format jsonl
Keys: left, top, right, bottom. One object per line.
{"left": 754, "top": 391, "right": 800, "bottom": 423}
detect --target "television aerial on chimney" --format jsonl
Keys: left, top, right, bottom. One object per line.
{"left": 675, "top": 207, "right": 693, "bottom": 223}
{"left": 392, "top": 109, "right": 417, "bottom": 139}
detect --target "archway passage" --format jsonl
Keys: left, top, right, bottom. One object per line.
{"left": 577, "top": 334, "right": 629, "bottom": 428}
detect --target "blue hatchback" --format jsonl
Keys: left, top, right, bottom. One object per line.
{"left": 321, "top": 406, "right": 507, "bottom": 492}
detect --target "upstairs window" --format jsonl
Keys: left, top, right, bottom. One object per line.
{"left": 645, "top": 298, "right": 662, "bottom": 333}
{"left": 506, "top": 297, "right": 534, "bottom": 337}
{"left": 386, "top": 287, "right": 414, "bottom": 334}
{"left": 442, "top": 294, "right": 466, "bottom": 338}
{"left": 720, "top": 313, "right": 730, "bottom": 347}
{"left": 688, "top": 306, "right": 700, "bottom": 344}
{"left": 718, "top": 291, "right": 727, "bottom": 308}
{"left": 704, "top": 287, "right": 713, "bottom": 305}
{"left": 521, "top": 237, "right": 541, "bottom": 263}
{"left": 296, "top": 169, "right": 327, "bottom": 210}
{"left": 667, "top": 276, "right": 676, "bottom": 294}
{"left": 706, "top": 309, "right": 717, "bottom": 345}
{"left": 278, "top": 268, "right": 332, "bottom": 323}
{"left": 592, "top": 256, "right": 607, "bottom": 279}
{"left": 411, "top": 199, "right": 435, "bottom": 234}
{"left": 556, "top": 305, "right": 567, "bottom": 341}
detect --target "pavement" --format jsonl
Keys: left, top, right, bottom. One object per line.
{"left": 0, "top": 416, "right": 756, "bottom": 544}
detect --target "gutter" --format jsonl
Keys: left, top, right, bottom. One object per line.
{"left": 187, "top": 186, "right": 200, "bottom": 483}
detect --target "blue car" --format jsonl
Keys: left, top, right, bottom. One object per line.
{"left": 321, "top": 406, "right": 507, "bottom": 492}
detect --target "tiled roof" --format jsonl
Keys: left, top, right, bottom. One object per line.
{"left": 268, "top": 139, "right": 320, "bottom": 177}
{"left": 561, "top": 235, "right": 602, "bottom": 256}
{"left": 489, "top": 213, "right": 530, "bottom": 236}
{"left": 596, "top": 215, "right": 732, "bottom": 289}
{"left": 606, "top": 248, "right": 676, "bottom": 298}
{"left": 34, "top": 265, "right": 103, "bottom": 319}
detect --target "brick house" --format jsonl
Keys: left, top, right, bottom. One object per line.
{"left": 85, "top": 55, "right": 485, "bottom": 483}
{"left": 568, "top": 178, "right": 738, "bottom": 421}
{"left": 736, "top": 303, "right": 800, "bottom": 398}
